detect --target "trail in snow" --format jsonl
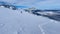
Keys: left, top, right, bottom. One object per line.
{"left": 38, "top": 25, "right": 45, "bottom": 34}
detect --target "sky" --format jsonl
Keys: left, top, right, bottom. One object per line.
{"left": 0, "top": 0, "right": 60, "bottom": 9}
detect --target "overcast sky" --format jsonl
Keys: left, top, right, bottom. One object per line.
{"left": 0, "top": 0, "right": 60, "bottom": 9}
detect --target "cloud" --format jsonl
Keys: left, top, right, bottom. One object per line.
{"left": 0, "top": 0, "right": 16, "bottom": 3}
{"left": 16, "top": 0, "right": 60, "bottom": 9}
{"left": 34, "top": 0, "right": 60, "bottom": 9}
{"left": 0, "top": 0, "right": 60, "bottom": 9}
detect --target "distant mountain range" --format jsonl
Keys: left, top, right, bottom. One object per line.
{"left": 0, "top": 1, "right": 60, "bottom": 21}
{"left": 24, "top": 9, "right": 60, "bottom": 21}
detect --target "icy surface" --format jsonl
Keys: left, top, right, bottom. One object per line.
{"left": 0, "top": 7, "right": 60, "bottom": 34}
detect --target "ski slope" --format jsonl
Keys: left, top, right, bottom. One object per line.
{"left": 0, "top": 0, "right": 60, "bottom": 34}
{"left": 0, "top": 6, "right": 60, "bottom": 34}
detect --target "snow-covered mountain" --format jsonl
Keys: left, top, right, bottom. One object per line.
{"left": 0, "top": 1, "right": 60, "bottom": 34}
{"left": 0, "top": 6, "right": 60, "bottom": 34}
{"left": 0, "top": 1, "right": 60, "bottom": 21}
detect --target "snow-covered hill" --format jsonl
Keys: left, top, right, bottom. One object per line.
{"left": 0, "top": 7, "right": 60, "bottom": 34}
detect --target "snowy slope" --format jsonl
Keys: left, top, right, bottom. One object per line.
{"left": 0, "top": 7, "right": 60, "bottom": 34}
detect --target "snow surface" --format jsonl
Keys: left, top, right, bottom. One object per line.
{"left": 0, "top": 7, "right": 60, "bottom": 34}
